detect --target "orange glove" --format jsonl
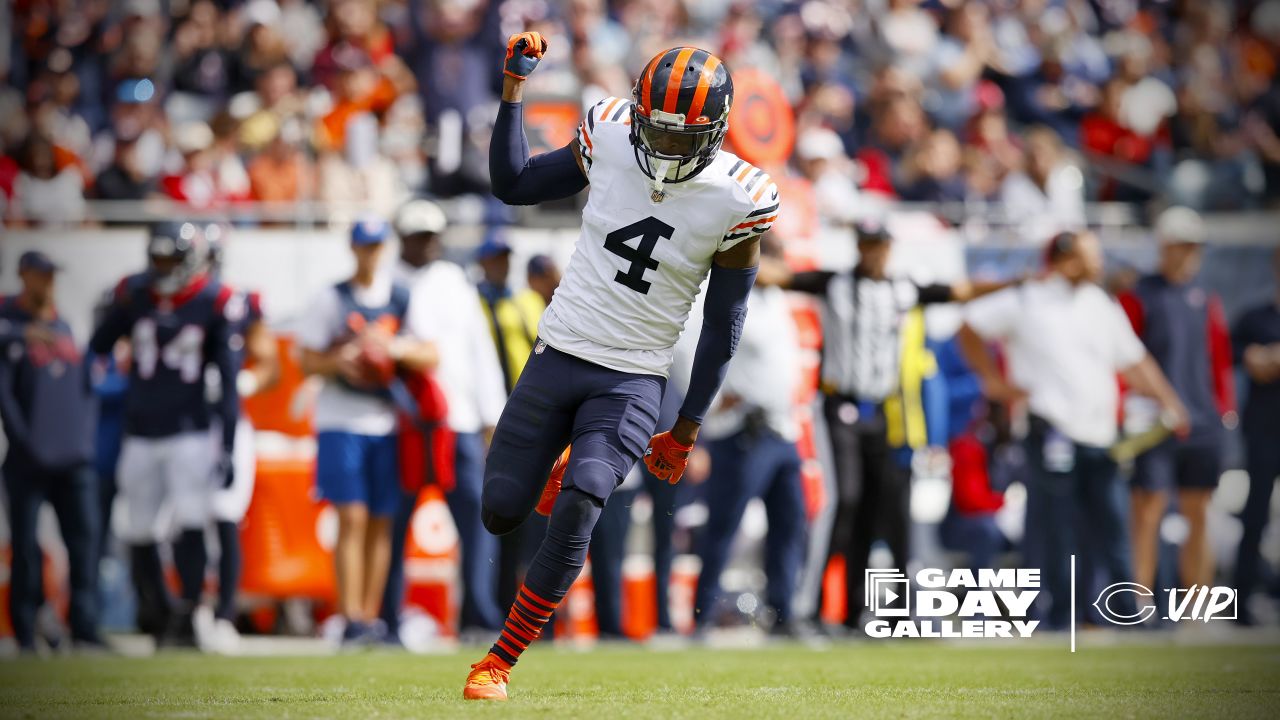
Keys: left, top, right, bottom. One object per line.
{"left": 644, "top": 432, "right": 693, "bottom": 485}
{"left": 504, "top": 31, "right": 548, "bottom": 80}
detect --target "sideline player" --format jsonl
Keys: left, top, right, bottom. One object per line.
{"left": 195, "top": 226, "right": 282, "bottom": 653}
{"left": 463, "top": 34, "right": 779, "bottom": 699}
{"left": 89, "top": 222, "right": 241, "bottom": 645}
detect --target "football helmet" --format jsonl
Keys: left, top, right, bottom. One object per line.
{"left": 202, "top": 221, "right": 229, "bottom": 277}
{"left": 630, "top": 47, "right": 733, "bottom": 192}
{"left": 147, "top": 221, "right": 204, "bottom": 295}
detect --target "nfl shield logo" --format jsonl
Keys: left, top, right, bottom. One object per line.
{"left": 534, "top": 341, "right": 546, "bottom": 355}
{"left": 650, "top": 189, "right": 666, "bottom": 203}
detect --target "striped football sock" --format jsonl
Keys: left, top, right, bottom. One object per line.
{"left": 489, "top": 584, "right": 560, "bottom": 666}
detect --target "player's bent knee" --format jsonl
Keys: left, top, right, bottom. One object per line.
{"left": 481, "top": 507, "right": 524, "bottom": 536}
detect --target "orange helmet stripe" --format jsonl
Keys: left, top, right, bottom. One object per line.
{"left": 638, "top": 55, "right": 661, "bottom": 112}
{"left": 662, "top": 47, "right": 696, "bottom": 114}
{"left": 686, "top": 55, "right": 722, "bottom": 122}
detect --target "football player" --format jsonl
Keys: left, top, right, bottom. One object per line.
{"left": 464, "top": 35, "right": 779, "bottom": 699}
{"left": 195, "top": 225, "right": 281, "bottom": 653}
{"left": 89, "top": 221, "right": 241, "bottom": 645}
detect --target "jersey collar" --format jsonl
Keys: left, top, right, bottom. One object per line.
{"left": 152, "top": 272, "right": 211, "bottom": 310}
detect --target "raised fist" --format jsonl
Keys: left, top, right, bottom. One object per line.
{"left": 504, "top": 31, "right": 548, "bottom": 80}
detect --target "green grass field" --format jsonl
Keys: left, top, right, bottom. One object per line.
{"left": 2, "top": 641, "right": 1279, "bottom": 719}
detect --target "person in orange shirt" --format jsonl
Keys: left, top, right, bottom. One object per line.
{"left": 248, "top": 119, "right": 313, "bottom": 203}
{"left": 315, "top": 43, "right": 399, "bottom": 154}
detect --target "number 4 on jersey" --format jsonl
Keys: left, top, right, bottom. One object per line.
{"left": 604, "top": 216, "right": 673, "bottom": 294}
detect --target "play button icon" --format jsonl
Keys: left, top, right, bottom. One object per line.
{"left": 884, "top": 588, "right": 899, "bottom": 604}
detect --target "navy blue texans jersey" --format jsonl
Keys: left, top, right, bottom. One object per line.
{"left": 0, "top": 295, "right": 97, "bottom": 469}
{"left": 223, "top": 288, "right": 264, "bottom": 368}
{"left": 90, "top": 272, "right": 240, "bottom": 439}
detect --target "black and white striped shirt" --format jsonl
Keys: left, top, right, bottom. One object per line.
{"left": 793, "top": 270, "right": 952, "bottom": 402}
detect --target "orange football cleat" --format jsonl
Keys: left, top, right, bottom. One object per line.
{"left": 536, "top": 446, "right": 571, "bottom": 516}
{"left": 463, "top": 653, "right": 511, "bottom": 701}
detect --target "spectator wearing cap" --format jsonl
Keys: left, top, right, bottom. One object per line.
{"left": 0, "top": 251, "right": 102, "bottom": 651}
{"left": 475, "top": 231, "right": 544, "bottom": 395}
{"left": 958, "top": 230, "right": 1190, "bottom": 630}
{"left": 1232, "top": 248, "right": 1280, "bottom": 625}
{"left": 386, "top": 200, "right": 507, "bottom": 635}
{"left": 767, "top": 221, "right": 1014, "bottom": 630}
{"left": 1119, "top": 207, "right": 1236, "bottom": 599}
{"left": 296, "top": 218, "right": 438, "bottom": 645}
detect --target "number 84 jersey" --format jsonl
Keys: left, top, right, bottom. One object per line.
{"left": 538, "top": 96, "right": 781, "bottom": 378}
{"left": 91, "top": 272, "right": 240, "bottom": 439}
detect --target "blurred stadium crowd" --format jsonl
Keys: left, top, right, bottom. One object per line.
{"left": 2, "top": 0, "right": 1280, "bottom": 656}
{"left": 4, "top": 0, "right": 1280, "bottom": 227}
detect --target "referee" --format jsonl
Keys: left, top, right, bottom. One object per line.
{"left": 773, "top": 221, "right": 1012, "bottom": 630}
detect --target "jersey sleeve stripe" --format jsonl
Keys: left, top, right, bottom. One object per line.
{"left": 744, "top": 169, "right": 767, "bottom": 193}
{"left": 734, "top": 163, "right": 753, "bottom": 182}
{"left": 728, "top": 159, "right": 744, "bottom": 176}
{"left": 578, "top": 119, "right": 594, "bottom": 154}
{"left": 747, "top": 202, "right": 779, "bottom": 218}
{"left": 731, "top": 214, "right": 777, "bottom": 231}
{"left": 608, "top": 101, "right": 629, "bottom": 122}
{"left": 602, "top": 97, "right": 622, "bottom": 122}
{"left": 752, "top": 180, "right": 777, "bottom": 203}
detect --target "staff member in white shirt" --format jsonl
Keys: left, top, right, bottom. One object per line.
{"left": 693, "top": 238, "right": 809, "bottom": 637}
{"left": 957, "top": 230, "right": 1189, "bottom": 630}
{"left": 296, "top": 219, "right": 438, "bottom": 645}
{"left": 387, "top": 199, "right": 508, "bottom": 635}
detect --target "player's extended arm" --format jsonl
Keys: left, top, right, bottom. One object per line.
{"left": 389, "top": 335, "right": 439, "bottom": 372}
{"left": 238, "top": 319, "right": 281, "bottom": 397}
{"left": 647, "top": 239, "right": 761, "bottom": 484}
{"left": 948, "top": 278, "right": 1020, "bottom": 303}
{"left": 1120, "top": 354, "right": 1191, "bottom": 438}
{"left": 206, "top": 312, "right": 240, "bottom": 455}
{"left": 89, "top": 289, "right": 134, "bottom": 355}
{"left": 490, "top": 32, "right": 588, "bottom": 206}
{"left": 0, "top": 356, "right": 32, "bottom": 450}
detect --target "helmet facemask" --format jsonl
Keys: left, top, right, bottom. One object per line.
{"left": 148, "top": 223, "right": 204, "bottom": 296}
{"left": 630, "top": 105, "right": 727, "bottom": 194}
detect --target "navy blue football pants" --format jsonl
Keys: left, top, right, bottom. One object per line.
{"left": 482, "top": 344, "right": 665, "bottom": 528}
{"left": 481, "top": 344, "right": 663, "bottom": 663}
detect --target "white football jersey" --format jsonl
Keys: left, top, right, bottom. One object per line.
{"left": 537, "top": 96, "right": 781, "bottom": 377}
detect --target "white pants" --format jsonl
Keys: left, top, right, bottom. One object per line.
{"left": 115, "top": 432, "right": 214, "bottom": 542}
{"left": 211, "top": 419, "right": 256, "bottom": 523}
